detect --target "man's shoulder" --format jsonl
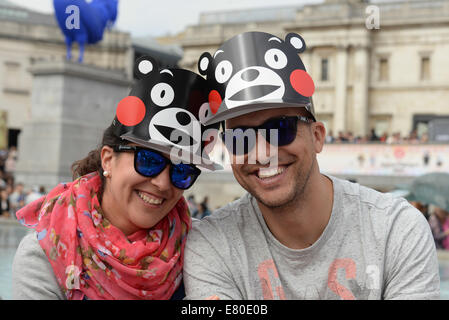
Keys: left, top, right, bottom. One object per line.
{"left": 330, "top": 175, "right": 424, "bottom": 224}
{"left": 331, "top": 175, "right": 406, "bottom": 210}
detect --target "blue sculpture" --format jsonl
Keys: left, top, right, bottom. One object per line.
{"left": 53, "top": 0, "right": 119, "bottom": 63}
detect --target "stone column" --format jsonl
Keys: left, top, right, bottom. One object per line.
{"left": 15, "top": 59, "right": 131, "bottom": 190}
{"left": 352, "top": 44, "right": 370, "bottom": 136}
{"left": 333, "top": 45, "right": 349, "bottom": 133}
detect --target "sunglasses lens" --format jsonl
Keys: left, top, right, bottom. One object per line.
{"left": 171, "top": 164, "right": 200, "bottom": 189}
{"left": 221, "top": 129, "right": 255, "bottom": 156}
{"left": 221, "top": 117, "right": 299, "bottom": 156}
{"left": 265, "top": 117, "right": 298, "bottom": 146}
{"left": 135, "top": 149, "right": 166, "bottom": 177}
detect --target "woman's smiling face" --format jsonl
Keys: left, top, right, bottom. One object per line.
{"left": 100, "top": 144, "right": 184, "bottom": 236}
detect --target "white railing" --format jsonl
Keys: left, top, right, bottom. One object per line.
{"left": 208, "top": 142, "right": 449, "bottom": 177}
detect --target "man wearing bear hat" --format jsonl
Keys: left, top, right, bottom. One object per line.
{"left": 183, "top": 31, "right": 439, "bottom": 300}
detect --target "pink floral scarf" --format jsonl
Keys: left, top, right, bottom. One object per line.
{"left": 16, "top": 172, "right": 191, "bottom": 300}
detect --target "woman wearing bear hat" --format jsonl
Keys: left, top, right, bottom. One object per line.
{"left": 12, "top": 56, "right": 220, "bottom": 300}
{"left": 183, "top": 31, "right": 439, "bottom": 300}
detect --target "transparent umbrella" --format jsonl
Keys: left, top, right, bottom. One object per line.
{"left": 407, "top": 172, "right": 449, "bottom": 212}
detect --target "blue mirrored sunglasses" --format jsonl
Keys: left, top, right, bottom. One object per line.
{"left": 113, "top": 145, "right": 201, "bottom": 190}
{"left": 220, "top": 115, "right": 314, "bottom": 155}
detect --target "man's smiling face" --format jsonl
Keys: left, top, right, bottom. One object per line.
{"left": 226, "top": 107, "right": 325, "bottom": 209}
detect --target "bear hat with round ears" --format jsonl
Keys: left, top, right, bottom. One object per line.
{"left": 197, "top": 33, "right": 307, "bottom": 76}
{"left": 110, "top": 55, "right": 223, "bottom": 171}
{"left": 111, "top": 55, "right": 161, "bottom": 138}
{"left": 197, "top": 31, "right": 316, "bottom": 126}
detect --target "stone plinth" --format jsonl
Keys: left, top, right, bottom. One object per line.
{"left": 15, "top": 59, "right": 131, "bottom": 190}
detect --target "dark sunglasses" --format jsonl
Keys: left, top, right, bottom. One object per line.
{"left": 113, "top": 145, "right": 201, "bottom": 190}
{"left": 220, "top": 115, "right": 314, "bottom": 155}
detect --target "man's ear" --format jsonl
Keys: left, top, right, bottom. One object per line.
{"left": 312, "top": 122, "right": 326, "bottom": 154}
{"left": 100, "top": 145, "right": 114, "bottom": 173}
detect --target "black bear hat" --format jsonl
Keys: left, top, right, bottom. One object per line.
{"left": 112, "top": 55, "right": 221, "bottom": 171}
{"left": 198, "top": 31, "right": 316, "bottom": 125}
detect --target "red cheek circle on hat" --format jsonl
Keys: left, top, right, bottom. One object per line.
{"left": 208, "top": 90, "right": 222, "bottom": 115}
{"left": 116, "top": 96, "right": 146, "bottom": 127}
{"left": 290, "top": 69, "right": 315, "bottom": 97}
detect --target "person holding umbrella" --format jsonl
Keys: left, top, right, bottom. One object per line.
{"left": 406, "top": 173, "right": 449, "bottom": 250}
{"left": 428, "top": 206, "right": 449, "bottom": 250}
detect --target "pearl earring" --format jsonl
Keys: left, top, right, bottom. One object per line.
{"left": 103, "top": 171, "right": 109, "bottom": 177}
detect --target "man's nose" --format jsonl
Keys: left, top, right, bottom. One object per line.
{"left": 248, "top": 131, "right": 279, "bottom": 166}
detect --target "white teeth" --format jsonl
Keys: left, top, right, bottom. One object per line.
{"left": 257, "top": 167, "right": 285, "bottom": 179}
{"left": 138, "top": 192, "right": 163, "bottom": 205}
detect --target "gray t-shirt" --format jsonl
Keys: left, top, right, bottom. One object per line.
{"left": 12, "top": 232, "right": 66, "bottom": 300}
{"left": 183, "top": 176, "right": 440, "bottom": 300}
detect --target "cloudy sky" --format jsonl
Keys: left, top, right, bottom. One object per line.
{"left": 8, "top": 0, "right": 324, "bottom": 37}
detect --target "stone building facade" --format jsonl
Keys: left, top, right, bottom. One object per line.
{"left": 0, "top": 0, "right": 184, "bottom": 149}
{"left": 0, "top": 0, "right": 133, "bottom": 147}
{"left": 173, "top": 0, "right": 449, "bottom": 138}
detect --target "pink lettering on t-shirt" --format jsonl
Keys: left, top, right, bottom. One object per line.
{"left": 327, "top": 258, "right": 356, "bottom": 300}
{"left": 257, "top": 259, "right": 286, "bottom": 300}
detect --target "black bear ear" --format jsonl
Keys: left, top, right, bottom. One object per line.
{"left": 285, "top": 33, "right": 306, "bottom": 54}
{"left": 198, "top": 52, "right": 212, "bottom": 76}
{"left": 134, "top": 55, "right": 158, "bottom": 80}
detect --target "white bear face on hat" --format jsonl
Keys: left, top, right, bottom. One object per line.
{"left": 149, "top": 107, "right": 201, "bottom": 153}
{"left": 198, "top": 32, "right": 314, "bottom": 118}
{"left": 222, "top": 64, "right": 286, "bottom": 109}
{"left": 115, "top": 56, "right": 217, "bottom": 155}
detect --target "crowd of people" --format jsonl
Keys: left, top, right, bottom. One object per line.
{"left": 326, "top": 129, "right": 429, "bottom": 144}
{"left": 411, "top": 202, "right": 449, "bottom": 250}
{"left": 186, "top": 195, "right": 212, "bottom": 220}
{"left": 0, "top": 146, "right": 46, "bottom": 219}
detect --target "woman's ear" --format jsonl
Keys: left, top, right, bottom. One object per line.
{"left": 101, "top": 146, "right": 114, "bottom": 174}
